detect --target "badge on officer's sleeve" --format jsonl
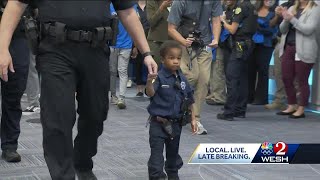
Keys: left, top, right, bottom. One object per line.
{"left": 235, "top": 7, "right": 242, "bottom": 15}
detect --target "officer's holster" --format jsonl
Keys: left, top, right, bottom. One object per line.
{"left": 23, "top": 16, "right": 39, "bottom": 55}
{"left": 151, "top": 116, "right": 175, "bottom": 140}
{"left": 234, "top": 39, "right": 253, "bottom": 59}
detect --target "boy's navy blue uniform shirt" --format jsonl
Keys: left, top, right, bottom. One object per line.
{"left": 148, "top": 67, "right": 194, "bottom": 119}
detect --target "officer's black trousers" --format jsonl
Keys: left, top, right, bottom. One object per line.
{"left": 1, "top": 36, "right": 29, "bottom": 151}
{"left": 248, "top": 45, "right": 274, "bottom": 104}
{"left": 36, "top": 38, "right": 109, "bottom": 180}
{"left": 148, "top": 120, "right": 183, "bottom": 179}
{"left": 223, "top": 44, "right": 252, "bottom": 116}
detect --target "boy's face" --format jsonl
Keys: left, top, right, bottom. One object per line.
{"left": 162, "top": 48, "right": 182, "bottom": 72}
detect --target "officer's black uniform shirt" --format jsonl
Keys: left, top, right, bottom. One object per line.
{"left": 225, "top": 0, "right": 257, "bottom": 40}
{"left": 18, "top": 0, "right": 135, "bottom": 30}
{"left": 147, "top": 67, "right": 194, "bottom": 119}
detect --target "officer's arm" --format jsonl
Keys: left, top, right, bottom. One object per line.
{"left": 117, "top": 7, "right": 150, "bottom": 55}
{"left": 222, "top": 22, "right": 239, "bottom": 35}
{"left": 0, "top": 1, "right": 27, "bottom": 50}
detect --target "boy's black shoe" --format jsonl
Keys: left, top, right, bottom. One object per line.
{"left": 149, "top": 176, "right": 166, "bottom": 180}
{"left": 75, "top": 170, "right": 97, "bottom": 180}
{"left": 1, "top": 149, "right": 21, "bottom": 162}
{"left": 136, "top": 92, "right": 144, "bottom": 97}
{"left": 217, "top": 113, "right": 234, "bottom": 121}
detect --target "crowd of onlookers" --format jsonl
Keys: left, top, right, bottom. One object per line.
{"left": 107, "top": 0, "right": 319, "bottom": 133}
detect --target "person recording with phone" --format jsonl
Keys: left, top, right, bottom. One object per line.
{"left": 168, "top": 0, "right": 222, "bottom": 135}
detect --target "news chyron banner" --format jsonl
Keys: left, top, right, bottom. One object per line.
{"left": 188, "top": 142, "right": 320, "bottom": 164}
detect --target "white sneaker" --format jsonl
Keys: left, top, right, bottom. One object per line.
{"left": 127, "top": 80, "right": 132, "bottom": 88}
{"left": 22, "top": 106, "right": 40, "bottom": 115}
{"left": 117, "top": 98, "right": 126, "bottom": 109}
{"left": 196, "top": 121, "right": 207, "bottom": 135}
{"left": 110, "top": 95, "right": 118, "bottom": 105}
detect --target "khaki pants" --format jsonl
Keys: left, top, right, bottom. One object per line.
{"left": 273, "top": 43, "right": 286, "bottom": 103}
{"left": 207, "top": 47, "right": 226, "bottom": 103}
{"left": 180, "top": 47, "right": 212, "bottom": 122}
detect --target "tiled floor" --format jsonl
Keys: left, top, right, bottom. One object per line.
{"left": 1, "top": 88, "right": 320, "bottom": 180}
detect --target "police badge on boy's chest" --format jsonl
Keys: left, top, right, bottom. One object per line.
{"left": 158, "top": 77, "right": 187, "bottom": 99}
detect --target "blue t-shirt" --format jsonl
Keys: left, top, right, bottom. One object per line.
{"left": 110, "top": 3, "right": 133, "bottom": 49}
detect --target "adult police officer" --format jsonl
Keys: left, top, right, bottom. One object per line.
{"left": 0, "top": 0, "right": 157, "bottom": 179}
{"left": 0, "top": 0, "right": 35, "bottom": 162}
{"left": 217, "top": 0, "right": 257, "bottom": 121}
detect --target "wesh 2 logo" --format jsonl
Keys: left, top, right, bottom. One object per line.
{"left": 260, "top": 141, "right": 289, "bottom": 163}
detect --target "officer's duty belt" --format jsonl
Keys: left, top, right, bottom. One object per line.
{"left": 42, "top": 23, "right": 113, "bottom": 43}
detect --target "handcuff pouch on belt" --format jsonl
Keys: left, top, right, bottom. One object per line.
{"left": 23, "top": 16, "right": 39, "bottom": 55}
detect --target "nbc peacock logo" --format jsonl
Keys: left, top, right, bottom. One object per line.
{"left": 261, "top": 142, "right": 273, "bottom": 156}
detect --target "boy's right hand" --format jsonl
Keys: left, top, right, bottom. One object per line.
{"left": 147, "top": 73, "right": 157, "bottom": 83}
{"left": 191, "top": 120, "right": 198, "bottom": 135}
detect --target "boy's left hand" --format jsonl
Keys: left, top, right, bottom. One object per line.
{"left": 191, "top": 120, "right": 198, "bottom": 135}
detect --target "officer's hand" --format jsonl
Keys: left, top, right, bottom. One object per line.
{"left": 144, "top": 55, "right": 158, "bottom": 74}
{"left": 191, "top": 120, "right": 198, "bottom": 135}
{"left": 208, "top": 39, "right": 218, "bottom": 48}
{"left": 0, "top": 49, "right": 15, "bottom": 82}
{"left": 185, "top": 38, "right": 194, "bottom": 47}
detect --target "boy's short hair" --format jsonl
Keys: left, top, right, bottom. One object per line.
{"left": 159, "top": 40, "right": 182, "bottom": 59}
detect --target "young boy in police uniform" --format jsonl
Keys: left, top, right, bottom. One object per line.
{"left": 145, "top": 41, "right": 198, "bottom": 180}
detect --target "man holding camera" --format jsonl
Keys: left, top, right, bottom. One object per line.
{"left": 168, "top": 0, "right": 222, "bottom": 135}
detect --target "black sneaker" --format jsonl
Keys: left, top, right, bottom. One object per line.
{"left": 217, "top": 113, "right": 234, "bottom": 121}
{"left": 168, "top": 175, "right": 180, "bottom": 180}
{"left": 75, "top": 170, "right": 97, "bottom": 180}
{"left": 136, "top": 92, "right": 144, "bottom": 97}
{"left": 234, "top": 112, "right": 246, "bottom": 118}
{"left": 1, "top": 150, "right": 21, "bottom": 162}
